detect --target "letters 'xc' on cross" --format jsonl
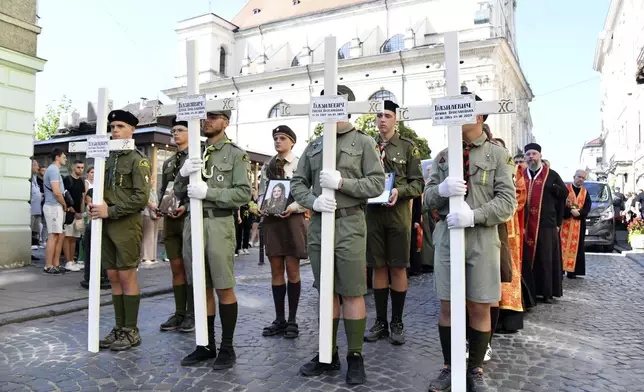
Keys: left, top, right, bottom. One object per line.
{"left": 68, "top": 89, "right": 134, "bottom": 353}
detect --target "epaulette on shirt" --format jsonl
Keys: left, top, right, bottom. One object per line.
{"left": 399, "top": 135, "right": 416, "bottom": 146}
{"left": 135, "top": 148, "right": 147, "bottom": 159}
{"left": 224, "top": 139, "right": 252, "bottom": 163}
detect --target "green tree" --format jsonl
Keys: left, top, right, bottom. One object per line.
{"left": 35, "top": 95, "right": 73, "bottom": 141}
{"left": 308, "top": 114, "right": 431, "bottom": 159}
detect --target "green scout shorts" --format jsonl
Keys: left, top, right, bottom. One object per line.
{"left": 366, "top": 202, "right": 412, "bottom": 269}
{"left": 433, "top": 221, "right": 501, "bottom": 304}
{"left": 102, "top": 213, "right": 142, "bottom": 271}
{"left": 308, "top": 208, "right": 367, "bottom": 297}
{"left": 183, "top": 214, "right": 236, "bottom": 290}
{"left": 163, "top": 215, "right": 185, "bottom": 260}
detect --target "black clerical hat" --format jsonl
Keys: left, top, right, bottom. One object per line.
{"left": 108, "top": 110, "right": 139, "bottom": 127}
{"left": 524, "top": 143, "right": 542, "bottom": 153}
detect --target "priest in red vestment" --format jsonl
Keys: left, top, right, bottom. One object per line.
{"left": 522, "top": 143, "right": 569, "bottom": 305}
{"left": 561, "top": 170, "right": 592, "bottom": 279}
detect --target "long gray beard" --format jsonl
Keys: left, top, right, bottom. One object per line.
{"left": 528, "top": 162, "right": 541, "bottom": 172}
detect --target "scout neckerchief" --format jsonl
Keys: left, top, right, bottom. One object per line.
{"left": 560, "top": 184, "right": 587, "bottom": 272}
{"left": 523, "top": 164, "right": 550, "bottom": 267}
{"left": 378, "top": 141, "right": 388, "bottom": 166}
{"left": 201, "top": 138, "right": 229, "bottom": 180}
{"left": 462, "top": 141, "right": 475, "bottom": 198}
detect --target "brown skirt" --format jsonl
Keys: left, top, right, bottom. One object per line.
{"left": 263, "top": 213, "right": 308, "bottom": 259}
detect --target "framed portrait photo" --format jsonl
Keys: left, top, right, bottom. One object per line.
{"left": 260, "top": 180, "right": 291, "bottom": 215}
{"left": 368, "top": 172, "right": 396, "bottom": 204}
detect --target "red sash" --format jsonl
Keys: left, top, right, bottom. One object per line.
{"left": 523, "top": 166, "right": 549, "bottom": 266}
{"left": 560, "top": 184, "right": 587, "bottom": 272}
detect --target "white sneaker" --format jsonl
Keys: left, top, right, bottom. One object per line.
{"left": 484, "top": 344, "right": 492, "bottom": 362}
{"left": 76, "top": 260, "right": 85, "bottom": 269}
{"left": 141, "top": 260, "right": 157, "bottom": 266}
{"left": 31, "top": 245, "right": 39, "bottom": 250}
{"left": 242, "top": 249, "right": 250, "bottom": 255}
{"left": 466, "top": 341, "right": 469, "bottom": 359}
{"left": 234, "top": 253, "right": 239, "bottom": 257}
{"left": 64, "top": 261, "right": 81, "bottom": 272}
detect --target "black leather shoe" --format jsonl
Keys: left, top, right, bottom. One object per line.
{"left": 212, "top": 347, "right": 236, "bottom": 370}
{"left": 181, "top": 344, "right": 217, "bottom": 366}
{"left": 299, "top": 350, "right": 340, "bottom": 376}
{"left": 345, "top": 352, "right": 366, "bottom": 385}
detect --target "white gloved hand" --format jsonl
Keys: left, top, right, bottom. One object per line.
{"left": 438, "top": 176, "right": 467, "bottom": 198}
{"left": 319, "top": 169, "right": 343, "bottom": 190}
{"left": 180, "top": 157, "right": 203, "bottom": 177}
{"left": 312, "top": 194, "right": 337, "bottom": 213}
{"left": 187, "top": 182, "right": 208, "bottom": 200}
{"left": 446, "top": 204, "right": 475, "bottom": 229}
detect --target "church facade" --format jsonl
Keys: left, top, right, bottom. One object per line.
{"left": 163, "top": 0, "right": 534, "bottom": 157}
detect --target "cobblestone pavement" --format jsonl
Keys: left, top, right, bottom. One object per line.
{"left": 1, "top": 253, "right": 643, "bottom": 392}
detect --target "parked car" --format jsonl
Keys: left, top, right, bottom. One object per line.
{"left": 565, "top": 181, "right": 615, "bottom": 252}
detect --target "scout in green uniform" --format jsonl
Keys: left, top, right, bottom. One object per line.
{"left": 291, "top": 88, "right": 385, "bottom": 386}
{"left": 88, "top": 109, "right": 151, "bottom": 351}
{"left": 364, "top": 100, "right": 424, "bottom": 345}
{"left": 424, "top": 93, "right": 516, "bottom": 392}
{"left": 158, "top": 118, "right": 194, "bottom": 333}
{"left": 178, "top": 110, "right": 252, "bottom": 370}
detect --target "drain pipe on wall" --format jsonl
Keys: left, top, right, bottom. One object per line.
{"left": 305, "top": 64, "right": 314, "bottom": 138}
{"left": 398, "top": 51, "right": 406, "bottom": 106}
{"left": 385, "top": 0, "right": 390, "bottom": 41}
{"left": 231, "top": 76, "right": 240, "bottom": 143}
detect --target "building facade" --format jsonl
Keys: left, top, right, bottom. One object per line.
{"left": 0, "top": 1, "right": 46, "bottom": 267}
{"left": 593, "top": 0, "right": 644, "bottom": 193}
{"left": 579, "top": 136, "right": 605, "bottom": 181}
{"left": 163, "top": 0, "right": 533, "bottom": 158}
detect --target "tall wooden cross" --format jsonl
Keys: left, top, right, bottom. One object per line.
{"left": 67, "top": 88, "right": 135, "bottom": 353}
{"left": 397, "top": 31, "right": 516, "bottom": 391}
{"left": 278, "top": 36, "right": 384, "bottom": 364}
{"left": 153, "top": 40, "right": 238, "bottom": 347}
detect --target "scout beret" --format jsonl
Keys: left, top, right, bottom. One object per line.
{"left": 207, "top": 110, "right": 232, "bottom": 120}
{"left": 108, "top": 110, "right": 139, "bottom": 127}
{"left": 273, "top": 125, "right": 296, "bottom": 144}
{"left": 461, "top": 92, "right": 487, "bottom": 122}
{"left": 172, "top": 117, "right": 188, "bottom": 128}
{"left": 524, "top": 143, "right": 542, "bottom": 153}
{"left": 383, "top": 100, "right": 399, "bottom": 113}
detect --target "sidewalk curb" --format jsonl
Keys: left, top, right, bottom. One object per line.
{"left": 0, "top": 286, "right": 173, "bottom": 328}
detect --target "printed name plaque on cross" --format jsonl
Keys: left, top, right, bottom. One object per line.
{"left": 176, "top": 94, "right": 207, "bottom": 121}
{"left": 67, "top": 88, "right": 135, "bottom": 353}
{"left": 393, "top": 31, "right": 516, "bottom": 392}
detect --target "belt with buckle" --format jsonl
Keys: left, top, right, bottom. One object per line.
{"left": 203, "top": 209, "right": 234, "bottom": 218}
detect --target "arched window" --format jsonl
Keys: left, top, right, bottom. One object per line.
{"left": 369, "top": 90, "right": 397, "bottom": 103}
{"left": 380, "top": 34, "right": 405, "bottom": 53}
{"left": 219, "top": 47, "right": 226, "bottom": 75}
{"left": 268, "top": 102, "right": 285, "bottom": 118}
{"left": 338, "top": 42, "right": 351, "bottom": 60}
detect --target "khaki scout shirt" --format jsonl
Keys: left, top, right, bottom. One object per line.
{"left": 291, "top": 123, "right": 385, "bottom": 210}
{"left": 368, "top": 132, "right": 424, "bottom": 218}
{"left": 198, "top": 137, "right": 252, "bottom": 211}
{"left": 104, "top": 149, "right": 151, "bottom": 219}
{"left": 424, "top": 132, "right": 516, "bottom": 226}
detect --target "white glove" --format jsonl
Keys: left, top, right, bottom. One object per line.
{"left": 187, "top": 182, "right": 208, "bottom": 200}
{"left": 446, "top": 204, "right": 475, "bottom": 229}
{"left": 438, "top": 176, "right": 467, "bottom": 198}
{"left": 319, "top": 170, "right": 343, "bottom": 190}
{"left": 312, "top": 194, "right": 337, "bottom": 213}
{"left": 180, "top": 157, "right": 203, "bottom": 177}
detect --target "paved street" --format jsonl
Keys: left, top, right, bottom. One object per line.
{"left": 1, "top": 253, "right": 644, "bottom": 391}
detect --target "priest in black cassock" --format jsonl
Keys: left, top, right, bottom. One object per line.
{"left": 561, "top": 170, "right": 592, "bottom": 279}
{"left": 522, "top": 143, "right": 569, "bottom": 306}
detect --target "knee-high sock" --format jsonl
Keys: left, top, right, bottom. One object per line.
{"left": 123, "top": 295, "right": 141, "bottom": 329}
{"left": 468, "top": 329, "right": 491, "bottom": 370}
{"left": 390, "top": 289, "right": 407, "bottom": 322}
{"left": 272, "top": 284, "right": 287, "bottom": 322}
{"left": 173, "top": 284, "right": 187, "bottom": 317}
{"left": 287, "top": 281, "right": 301, "bottom": 323}
{"left": 344, "top": 318, "right": 367, "bottom": 355}
{"left": 186, "top": 285, "right": 194, "bottom": 315}
{"left": 373, "top": 288, "right": 389, "bottom": 322}
{"left": 113, "top": 295, "right": 125, "bottom": 328}
{"left": 332, "top": 318, "right": 340, "bottom": 354}
{"left": 219, "top": 302, "right": 238, "bottom": 349}
{"left": 438, "top": 325, "right": 451, "bottom": 366}
{"left": 489, "top": 306, "right": 500, "bottom": 343}
{"left": 207, "top": 315, "right": 215, "bottom": 347}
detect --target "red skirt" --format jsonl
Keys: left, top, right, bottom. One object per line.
{"left": 263, "top": 213, "right": 308, "bottom": 259}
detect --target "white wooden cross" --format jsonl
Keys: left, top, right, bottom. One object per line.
{"left": 153, "top": 40, "right": 238, "bottom": 347}
{"left": 397, "top": 31, "right": 516, "bottom": 391}
{"left": 277, "top": 36, "right": 384, "bottom": 364}
{"left": 67, "top": 88, "right": 135, "bottom": 353}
